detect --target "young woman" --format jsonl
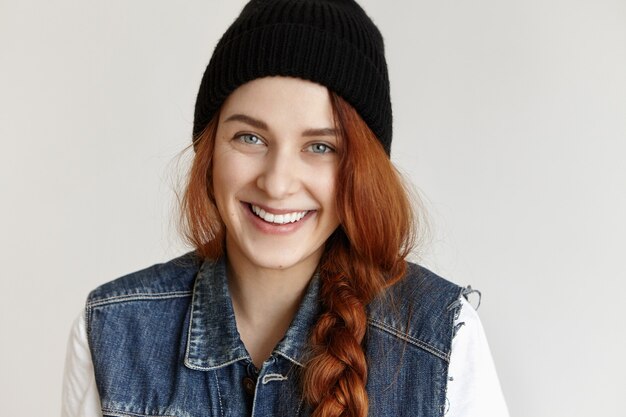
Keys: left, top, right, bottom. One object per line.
{"left": 62, "top": 1, "right": 509, "bottom": 416}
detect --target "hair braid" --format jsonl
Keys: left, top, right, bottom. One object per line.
{"left": 302, "top": 93, "right": 415, "bottom": 417}
{"left": 304, "top": 266, "right": 369, "bottom": 417}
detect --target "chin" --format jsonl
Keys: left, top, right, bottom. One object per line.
{"left": 250, "top": 251, "right": 309, "bottom": 271}
{"left": 238, "top": 241, "right": 324, "bottom": 273}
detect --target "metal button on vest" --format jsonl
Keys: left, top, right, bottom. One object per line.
{"left": 242, "top": 376, "right": 256, "bottom": 395}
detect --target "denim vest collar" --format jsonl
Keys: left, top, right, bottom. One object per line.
{"left": 184, "top": 257, "right": 321, "bottom": 371}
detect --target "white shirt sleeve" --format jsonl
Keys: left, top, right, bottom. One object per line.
{"left": 61, "top": 310, "right": 103, "bottom": 417}
{"left": 445, "top": 296, "right": 510, "bottom": 417}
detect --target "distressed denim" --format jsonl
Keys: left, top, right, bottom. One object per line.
{"left": 86, "top": 252, "right": 463, "bottom": 417}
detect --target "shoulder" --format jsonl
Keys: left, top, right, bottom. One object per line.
{"left": 369, "top": 261, "right": 465, "bottom": 319}
{"left": 87, "top": 251, "right": 203, "bottom": 308}
{"left": 367, "top": 261, "right": 465, "bottom": 361}
{"left": 388, "top": 261, "right": 463, "bottom": 303}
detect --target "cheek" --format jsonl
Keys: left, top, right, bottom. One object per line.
{"left": 315, "top": 167, "right": 339, "bottom": 208}
{"left": 212, "top": 150, "right": 258, "bottom": 211}
{"left": 211, "top": 154, "right": 236, "bottom": 213}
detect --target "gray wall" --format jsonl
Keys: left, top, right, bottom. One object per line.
{"left": 1, "top": 1, "right": 624, "bottom": 416}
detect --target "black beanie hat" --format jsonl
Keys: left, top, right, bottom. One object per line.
{"left": 193, "top": 0, "right": 392, "bottom": 155}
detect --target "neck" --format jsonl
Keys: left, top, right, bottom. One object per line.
{"left": 224, "top": 237, "right": 322, "bottom": 367}
{"left": 226, "top": 259, "right": 316, "bottom": 325}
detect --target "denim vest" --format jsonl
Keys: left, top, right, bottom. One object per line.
{"left": 86, "top": 252, "right": 464, "bottom": 417}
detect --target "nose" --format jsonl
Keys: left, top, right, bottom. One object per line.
{"left": 256, "top": 148, "right": 301, "bottom": 199}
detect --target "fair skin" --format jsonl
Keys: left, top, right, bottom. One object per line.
{"left": 212, "top": 76, "right": 341, "bottom": 368}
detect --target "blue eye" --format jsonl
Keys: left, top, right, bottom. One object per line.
{"left": 237, "top": 134, "right": 263, "bottom": 145}
{"left": 307, "top": 143, "right": 334, "bottom": 154}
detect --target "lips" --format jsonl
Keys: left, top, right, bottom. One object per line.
{"left": 249, "top": 204, "right": 309, "bottom": 225}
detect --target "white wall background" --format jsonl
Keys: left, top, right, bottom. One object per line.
{"left": 1, "top": 1, "right": 624, "bottom": 416}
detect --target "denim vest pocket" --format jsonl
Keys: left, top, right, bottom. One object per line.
{"left": 102, "top": 408, "right": 177, "bottom": 417}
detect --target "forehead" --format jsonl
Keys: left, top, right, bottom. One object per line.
{"left": 219, "top": 76, "right": 334, "bottom": 130}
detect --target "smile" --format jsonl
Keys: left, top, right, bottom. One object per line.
{"left": 250, "top": 204, "right": 309, "bottom": 224}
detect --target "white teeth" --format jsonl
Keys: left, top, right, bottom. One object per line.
{"left": 251, "top": 204, "right": 308, "bottom": 224}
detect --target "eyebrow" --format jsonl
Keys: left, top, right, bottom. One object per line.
{"left": 224, "top": 113, "right": 338, "bottom": 137}
{"left": 224, "top": 114, "right": 268, "bottom": 130}
{"left": 302, "top": 127, "right": 338, "bottom": 137}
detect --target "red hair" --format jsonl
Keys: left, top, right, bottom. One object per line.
{"left": 180, "top": 92, "right": 415, "bottom": 417}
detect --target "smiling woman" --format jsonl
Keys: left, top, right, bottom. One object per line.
{"left": 61, "top": 1, "right": 509, "bottom": 417}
